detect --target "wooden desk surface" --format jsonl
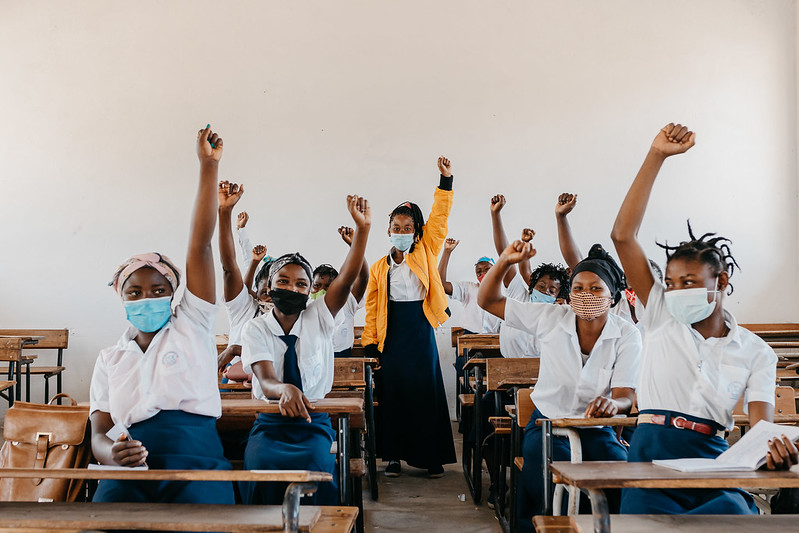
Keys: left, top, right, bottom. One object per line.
{"left": 463, "top": 358, "right": 487, "bottom": 371}
{"left": 0, "top": 467, "right": 332, "bottom": 483}
{"left": 536, "top": 417, "right": 637, "bottom": 428}
{"left": 221, "top": 398, "right": 364, "bottom": 416}
{"left": 734, "top": 414, "right": 799, "bottom": 425}
{"left": 539, "top": 514, "right": 799, "bottom": 533}
{"left": 549, "top": 461, "right": 799, "bottom": 490}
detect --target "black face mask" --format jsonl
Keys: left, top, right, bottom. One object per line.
{"left": 269, "top": 288, "right": 308, "bottom": 315}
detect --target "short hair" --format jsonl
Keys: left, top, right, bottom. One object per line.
{"left": 657, "top": 221, "right": 739, "bottom": 294}
{"left": 313, "top": 264, "right": 339, "bottom": 280}
{"left": 648, "top": 259, "right": 663, "bottom": 282}
{"left": 389, "top": 202, "right": 425, "bottom": 253}
{"left": 529, "top": 262, "right": 571, "bottom": 300}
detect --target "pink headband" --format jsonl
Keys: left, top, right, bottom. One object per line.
{"left": 109, "top": 253, "right": 182, "bottom": 296}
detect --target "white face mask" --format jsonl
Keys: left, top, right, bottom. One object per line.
{"left": 664, "top": 287, "right": 719, "bottom": 325}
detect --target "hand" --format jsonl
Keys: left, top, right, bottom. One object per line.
{"left": 438, "top": 156, "right": 452, "bottom": 178}
{"left": 252, "top": 245, "right": 267, "bottom": 262}
{"left": 278, "top": 384, "right": 315, "bottom": 423}
{"left": 218, "top": 180, "right": 244, "bottom": 209}
{"left": 237, "top": 211, "right": 249, "bottom": 230}
{"left": 555, "top": 297, "right": 567, "bottom": 305}
{"left": 347, "top": 195, "right": 371, "bottom": 229}
{"left": 338, "top": 226, "right": 354, "bottom": 246}
{"left": 651, "top": 123, "right": 696, "bottom": 158}
{"left": 111, "top": 433, "right": 148, "bottom": 467}
{"left": 555, "top": 193, "right": 578, "bottom": 217}
{"left": 584, "top": 396, "right": 619, "bottom": 418}
{"left": 521, "top": 228, "right": 535, "bottom": 243}
{"left": 490, "top": 194, "right": 506, "bottom": 215}
{"left": 217, "top": 344, "right": 238, "bottom": 372}
{"left": 444, "top": 238, "right": 460, "bottom": 253}
{"left": 197, "top": 125, "right": 223, "bottom": 163}
{"left": 499, "top": 240, "right": 535, "bottom": 266}
{"left": 765, "top": 435, "right": 799, "bottom": 470}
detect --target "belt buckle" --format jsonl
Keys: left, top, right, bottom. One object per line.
{"left": 672, "top": 416, "right": 688, "bottom": 430}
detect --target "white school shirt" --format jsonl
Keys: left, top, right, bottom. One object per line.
{"left": 499, "top": 272, "right": 539, "bottom": 357}
{"left": 237, "top": 227, "right": 253, "bottom": 270}
{"left": 241, "top": 296, "right": 335, "bottom": 401}
{"left": 90, "top": 290, "right": 222, "bottom": 428}
{"left": 225, "top": 286, "right": 259, "bottom": 346}
{"left": 333, "top": 293, "right": 363, "bottom": 352}
{"left": 504, "top": 298, "right": 642, "bottom": 419}
{"left": 389, "top": 254, "right": 426, "bottom": 301}
{"left": 451, "top": 281, "right": 502, "bottom": 334}
{"left": 637, "top": 282, "right": 777, "bottom": 430}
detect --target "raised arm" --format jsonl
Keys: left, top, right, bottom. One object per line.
{"left": 518, "top": 228, "right": 537, "bottom": 286}
{"left": 420, "top": 156, "right": 454, "bottom": 256}
{"left": 187, "top": 126, "right": 223, "bottom": 303}
{"left": 438, "top": 238, "right": 459, "bottom": 295}
{"left": 218, "top": 180, "right": 245, "bottom": 302}
{"left": 489, "top": 194, "right": 517, "bottom": 288}
{"left": 555, "top": 193, "right": 583, "bottom": 270}
{"left": 611, "top": 123, "right": 695, "bottom": 307}
{"left": 338, "top": 226, "right": 369, "bottom": 302}
{"left": 244, "top": 245, "right": 267, "bottom": 296}
{"left": 325, "top": 196, "right": 371, "bottom": 317}
{"left": 237, "top": 212, "right": 252, "bottom": 261}
{"left": 477, "top": 240, "right": 536, "bottom": 320}
{"left": 361, "top": 262, "right": 380, "bottom": 352}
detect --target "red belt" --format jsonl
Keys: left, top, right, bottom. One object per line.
{"left": 637, "top": 413, "right": 722, "bottom": 437}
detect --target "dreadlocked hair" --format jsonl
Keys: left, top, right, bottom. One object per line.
{"left": 656, "top": 221, "right": 739, "bottom": 295}
{"left": 529, "top": 262, "right": 571, "bottom": 300}
{"left": 254, "top": 259, "right": 276, "bottom": 291}
{"left": 389, "top": 201, "right": 425, "bottom": 253}
{"left": 313, "top": 263, "right": 339, "bottom": 280}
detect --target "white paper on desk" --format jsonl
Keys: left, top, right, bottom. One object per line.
{"left": 105, "top": 422, "right": 129, "bottom": 442}
{"left": 88, "top": 464, "right": 148, "bottom": 471}
{"left": 653, "top": 420, "right": 799, "bottom": 472}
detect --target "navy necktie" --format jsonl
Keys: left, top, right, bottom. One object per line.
{"left": 280, "top": 334, "right": 302, "bottom": 391}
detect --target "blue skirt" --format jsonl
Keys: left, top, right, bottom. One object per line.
{"left": 240, "top": 412, "right": 338, "bottom": 505}
{"left": 376, "top": 300, "right": 456, "bottom": 468}
{"left": 621, "top": 409, "right": 757, "bottom": 514}
{"left": 92, "top": 410, "right": 234, "bottom": 505}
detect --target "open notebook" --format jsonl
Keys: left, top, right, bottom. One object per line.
{"left": 653, "top": 420, "right": 799, "bottom": 472}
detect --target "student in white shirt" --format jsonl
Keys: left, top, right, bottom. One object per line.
{"left": 90, "top": 125, "right": 234, "bottom": 505}
{"left": 611, "top": 122, "right": 797, "bottom": 515}
{"left": 478, "top": 240, "right": 641, "bottom": 530}
{"left": 309, "top": 226, "right": 369, "bottom": 357}
{"left": 239, "top": 194, "right": 371, "bottom": 505}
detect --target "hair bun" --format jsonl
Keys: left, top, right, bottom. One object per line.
{"left": 586, "top": 243, "right": 611, "bottom": 261}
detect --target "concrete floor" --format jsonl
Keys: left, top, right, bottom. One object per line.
{"left": 363, "top": 422, "right": 502, "bottom": 532}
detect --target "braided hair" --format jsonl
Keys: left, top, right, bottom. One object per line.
{"left": 529, "top": 263, "right": 571, "bottom": 300}
{"left": 389, "top": 201, "right": 425, "bottom": 253}
{"left": 313, "top": 263, "right": 339, "bottom": 281}
{"left": 657, "top": 221, "right": 739, "bottom": 294}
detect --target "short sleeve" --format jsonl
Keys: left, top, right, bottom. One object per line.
{"left": 450, "top": 281, "right": 471, "bottom": 303}
{"left": 744, "top": 341, "right": 778, "bottom": 405}
{"left": 316, "top": 295, "right": 336, "bottom": 335}
{"left": 89, "top": 355, "right": 110, "bottom": 415}
{"left": 225, "top": 286, "right": 257, "bottom": 345}
{"left": 610, "top": 321, "right": 642, "bottom": 389}
{"left": 504, "top": 298, "right": 562, "bottom": 337}
{"left": 240, "top": 319, "right": 274, "bottom": 374}
{"left": 639, "top": 282, "right": 669, "bottom": 330}
{"left": 175, "top": 289, "right": 218, "bottom": 332}
{"left": 506, "top": 272, "right": 530, "bottom": 302}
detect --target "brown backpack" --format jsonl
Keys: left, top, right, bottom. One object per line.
{"left": 0, "top": 394, "right": 91, "bottom": 502}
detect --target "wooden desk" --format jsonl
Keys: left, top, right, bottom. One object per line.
{"left": 0, "top": 336, "right": 40, "bottom": 402}
{"left": 534, "top": 514, "right": 799, "bottom": 533}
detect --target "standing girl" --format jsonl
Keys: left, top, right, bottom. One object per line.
{"left": 362, "top": 157, "right": 457, "bottom": 478}
{"left": 89, "top": 126, "right": 233, "bottom": 505}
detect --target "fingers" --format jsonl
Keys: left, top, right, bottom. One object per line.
{"left": 112, "top": 438, "right": 148, "bottom": 467}
{"left": 766, "top": 436, "right": 798, "bottom": 470}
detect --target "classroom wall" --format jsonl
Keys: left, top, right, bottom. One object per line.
{"left": 1, "top": 1, "right": 797, "bottom": 413}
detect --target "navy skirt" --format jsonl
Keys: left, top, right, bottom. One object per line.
{"left": 376, "top": 300, "right": 456, "bottom": 468}
{"left": 93, "top": 410, "right": 234, "bottom": 505}
{"left": 240, "top": 412, "right": 338, "bottom": 505}
{"left": 621, "top": 409, "right": 757, "bottom": 514}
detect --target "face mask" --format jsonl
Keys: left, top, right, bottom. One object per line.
{"left": 530, "top": 289, "right": 556, "bottom": 304}
{"left": 569, "top": 291, "right": 612, "bottom": 320}
{"left": 257, "top": 300, "right": 275, "bottom": 315}
{"left": 477, "top": 273, "right": 487, "bottom": 284}
{"left": 390, "top": 233, "right": 415, "bottom": 252}
{"left": 269, "top": 288, "right": 308, "bottom": 315}
{"left": 664, "top": 287, "right": 718, "bottom": 325}
{"left": 624, "top": 288, "right": 637, "bottom": 308}
{"left": 124, "top": 296, "right": 172, "bottom": 333}
{"left": 310, "top": 289, "right": 326, "bottom": 300}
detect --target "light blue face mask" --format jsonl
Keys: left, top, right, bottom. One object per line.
{"left": 530, "top": 289, "right": 556, "bottom": 304}
{"left": 124, "top": 296, "right": 172, "bottom": 333}
{"left": 390, "top": 233, "right": 415, "bottom": 252}
{"left": 664, "top": 287, "right": 718, "bottom": 325}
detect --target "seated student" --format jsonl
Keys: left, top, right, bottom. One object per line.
{"left": 310, "top": 226, "right": 369, "bottom": 357}
{"left": 239, "top": 195, "right": 371, "bottom": 505}
{"left": 478, "top": 240, "right": 641, "bottom": 531}
{"left": 89, "top": 125, "right": 234, "bottom": 505}
{"left": 612, "top": 123, "right": 798, "bottom": 514}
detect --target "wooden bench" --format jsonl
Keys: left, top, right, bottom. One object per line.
{"left": 0, "top": 329, "right": 68, "bottom": 403}
{"left": 533, "top": 514, "right": 799, "bottom": 533}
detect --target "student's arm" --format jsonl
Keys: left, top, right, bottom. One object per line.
{"left": 187, "top": 126, "right": 223, "bottom": 303}
{"left": 477, "top": 240, "right": 536, "bottom": 320}
{"left": 611, "top": 123, "right": 695, "bottom": 308}
{"left": 89, "top": 411, "right": 148, "bottom": 467}
{"left": 518, "top": 228, "right": 537, "bottom": 286}
{"left": 420, "top": 157, "right": 454, "bottom": 256}
{"left": 217, "top": 343, "right": 241, "bottom": 372}
{"left": 325, "top": 196, "right": 371, "bottom": 317}
{"left": 218, "top": 180, "right": 245, "bottom": 302}
{"left": 339, "top": 226, "right": 369, "bottom": 302}
{"left": 237, "top": 212, "right": 252, "bottom": 260}
{"left": 244, "top": 245, "right": 267, "bottom": 296}
{"left": 584, "top": 388, "right": 635, "bottom": 417}
{"left": 251, "top": 361, "right": 314, "bottom": 423}
{"left": 555, "top": 193, "right": 583, "bottom": 270}
{"left": 489, "top": 195, "right": 517, "bottom": 288}
{"left": 438, "top": 238, "right": 459, "bottom": 295}
{"left": 361, "top": 261, "right": 380, "bottom": 354}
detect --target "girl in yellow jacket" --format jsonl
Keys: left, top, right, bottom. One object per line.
{"left": 362, "top": 156, "right": 458, "bottom": 478}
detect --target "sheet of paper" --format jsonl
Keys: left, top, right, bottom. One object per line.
{"left": 88, "top": 464, "right": 149, "bottom": 471}
{"left": 717, "top": 420, "right": 799, "bottom": 469}
{"left": 653, "top": 458, "right": 751, "bottom": 472}
{"left": 105, "top": 422, "right": 129, "bottom": 442}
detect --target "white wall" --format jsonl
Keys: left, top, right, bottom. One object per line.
{"left": 1, "top": 1, "right": 797, "bottom": 410}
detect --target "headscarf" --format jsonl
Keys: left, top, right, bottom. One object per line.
{"left": 109, "top": 252, "right": 182, "bottom": 297}
{"left": 267, "top": 252, "right": 313, "bottom": 287}
{"left": 570, "top": 244, "right": 626, "bottom": 306}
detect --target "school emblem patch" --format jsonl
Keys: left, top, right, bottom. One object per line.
{"left": 727, "top": 380, "right": 744, "bottom": 398}
{"left": 162, "top": 351, "right": 179, "bottom": 368}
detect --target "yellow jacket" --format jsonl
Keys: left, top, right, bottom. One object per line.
{"left": 362, "top": 185, "right": 453, "bottom": 352}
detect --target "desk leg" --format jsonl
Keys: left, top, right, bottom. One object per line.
{"left": 364, "top": 364, "right": 378, "bottom": 501}
{"left": 586, "top": 488, "right": 610, "bottom": 533}
{"left": 338, "top": 414, "right": 351, "bottom": 506}
{"left": 472, "top": 365, "right": 484, "bottom": 504}
{"left": 283, "top": 482, "right": 318, "bottom": 533}
{"left": 509, "top": 416, "right": 521, "bottom": 533}
{"left": 15, "top": 360, "right": 21, "bottom": 402}
{"left": 541, "top": 419, "right": 553, "bottom": 515}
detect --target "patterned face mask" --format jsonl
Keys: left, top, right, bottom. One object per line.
{"left": 624, "top": 288, "right": 637, "bottom": 308}
{"left": 569, "top": 291, "right": 612, "bottom": 320}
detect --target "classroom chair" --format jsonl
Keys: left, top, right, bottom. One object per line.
{"left": 0, "top": 329, "right": 69, "bottom": 403}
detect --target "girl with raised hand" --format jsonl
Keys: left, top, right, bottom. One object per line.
{"left": 239, "top": 195, "right": 371, "bottom": 505}
{"left": 89, "top": 125, "right": 234, "bottom": 505}
{"left": 478, "top": 240, "right": 641, "bottom": 530}
{"left": 611, "top": 123, "right": 797, "bottom": 514}
{"left": 362, "top": 157, "right": 457, "bottom": 478}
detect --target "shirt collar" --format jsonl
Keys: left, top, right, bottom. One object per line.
{"left": 559, "top": 308, "right": 623, "bottom": 341}
{"left": 264, "top": 308, "right": 304, "bottom": 338}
